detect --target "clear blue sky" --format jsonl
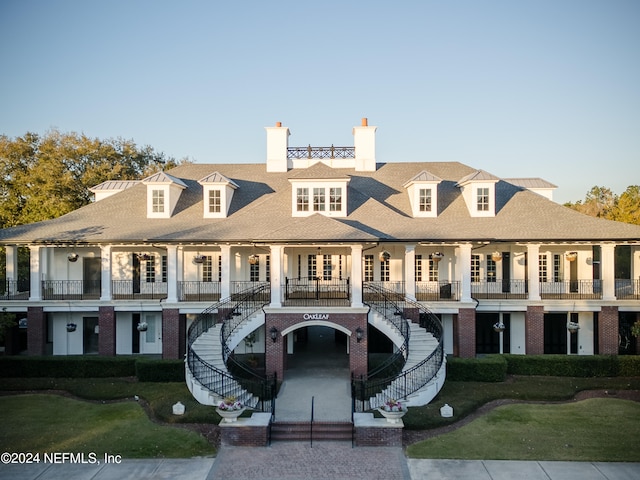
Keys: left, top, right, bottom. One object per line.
{"left": 1, "top": 0, "right": 638, "bottom": 204}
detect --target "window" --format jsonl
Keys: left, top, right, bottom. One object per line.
{"left": 415, "top": 254, "right": 423, "bottom": 282}
{"left": 553, "top": 254, "right": 562, "bottom": 282}
{"left": 297, "top": 188, "right": 309, "bottom": 211}
{"left": 250, "top": 257, "right": 260, "bottom": 282}
{"left": 307, "top": 254, "right": 317, "bottom": 279}
{"left": 313, "top": 188, "right": 325, "bottom": 212}
{"left": 476, "top": 188, "right": 489, "bottom": 211}
{"left": 145, "top": 257, "right": 156, "bottom": 283}
{"left": 297, "top": 254, "right": 302, "bottom": 279}
{"left": 152, "top": 190, "right": 164, "bottom": 213}
{"left": 323, "top": 255, "right": 332, "bottom": 280}
{"left": 329, "top": 188, "right": 342, "bottom": 211}
{"left": 338, "top": 255, "right": 343, "bottom": 280}
{"left": 487, "top": 256, "right": 496, "bottom": 282}
{"left": 161, "top": 256, "right": 167, "bottom": 283}
{"left": 202, "top": 256, "right": 213, "bottom": 282}
{"left": 428, "top": 258, "right": 439, "bottom": 282}
{"left": 539, "top": 254, "right": 548, "bottom": 283}
{"left": 471, "top": 254, "right": 481, "bottom": 282}
{"left": 218, "top": 255, "right": 222, "bottom": 282}
{"left": 364, "top": 255, "right": 374, "bottom": 282}
{"left": 208, "top": 190, "right": 221, "bottom": 213}
{"left": 266, "top": 255, "right": 270, "bottom": 282}
{"left": 380, "top": 257, "right": 390, "bottom": 282}
{"left": 419, "top": 188, "right": 432, "bottom": 212}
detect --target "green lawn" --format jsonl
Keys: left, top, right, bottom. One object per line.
{"left": 0, "top": 394, "right": 214, "bottom": 458}
{"left": 406, "top": 397, "right": 640, "bottom": 461}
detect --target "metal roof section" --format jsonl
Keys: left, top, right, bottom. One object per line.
{"left": 142, "top": 171, "right": 188, "bottom": 188}
{"left": 455, "top": 169, "right": 500, "bottom": 186}
{"left": 403, "top": 170, "right": 443, "bottom": 188}
{"left": 197, "top": 171, "right": 239, "bottom": 188}
{"left": 504, "top": 177, "right": 558, "bottom": 189}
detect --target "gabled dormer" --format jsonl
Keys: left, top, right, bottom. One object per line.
{"left": 288, "top": 163, "right": 350, "bottom": 218}
{"left": 198, "top": 172, "right": 239, "bottom": 218}
{"left": 403, "top": 171, "right": 442, "bottom": 217}
{"left": 456, "top": 169, "right": 499, "bottom": 217}
{"left": 142, "top": 172, "right": 187, "bottom": 218}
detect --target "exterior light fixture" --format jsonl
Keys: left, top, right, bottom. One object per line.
{"left": 67, "top": 253, "right": 79, "bottom": 262}
{"left": 356, "top": 326, "right": 364, "bottom": 343}
{"left": 270, "top": 326, "right": 278, "bottom": 343}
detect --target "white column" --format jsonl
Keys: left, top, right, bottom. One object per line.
{"left": 527, "top": 244, "right": 541, "bottom": 301}
{"left": 350, "top": 245, "right": 363, "bottom": 307}
{"left": 28, "top": 245, "right": 42, "bottom": 301}
{"left": 270, "top": 245, "right": 283, "bottom": 307}
{"left": 100, "top": 245, "right": 112, "bottom": 301}
{"left": 220, "top": 245, "right": 231, "bottom": 299}
{"left": 458, "top": 243, "right": 472, "bottom": 302}
{"left": 166, "top": 245, "right": 178, "bottom": 303}
{"left": 5, "top": 246, "right": 18, "bottom": 294}
{"left": 404, "top": 244, "right": 416, "bottom": 301}
{"left": 601, "top": 243, "right": 616, "bottom": 301}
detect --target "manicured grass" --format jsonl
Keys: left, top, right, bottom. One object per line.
{"left": 0, "top": 394, "right": 215, "bottom": 458}
{"left": 406, "top": 398, "right": 640, "bottom": 461}
{"left": 402, "top": 375, "right": 640, "bottom": 429}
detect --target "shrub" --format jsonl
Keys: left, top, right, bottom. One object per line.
{"left": 446, "top": 355, "right": 507, "bottom": 382}
{"left": 0, "top": 356, "right": 136, "bottom": 378}
{"left": 135, "top": 358, "right": 185, "bottom": 382}
{"left": 617, "top": 355, "right": 640, "bottom": 377}
{"left": 503, "top": 354, "right": 619, "bottom": 377}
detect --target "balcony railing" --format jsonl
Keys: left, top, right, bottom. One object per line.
{"left": 0, "top": 279, "right": 30, "bottom": 300}
{"left": 111, "top": 280, "right": 167, "bottom": 300}
{"left": 287, "top": 145, "right": 355, "bottom": 160}
{"left": 42, "top": 280, "right": 100, "bottom": 300}
{"left": 540, "top": 280, "right": 602, "bottom": 299}
{"left": 283, "top": 277, "right": 350, "bottom": 306}
{"left": 178, "top": 281, "right": 221, "bottom": 301}
{"left": 416, "top": 281, "right": 461, "bottom": 301}
{"left": 471, "top": 280, "right": 528, "bottom": 299}
{"left": 615, "top": 279, "right": 640, "bottom": 300}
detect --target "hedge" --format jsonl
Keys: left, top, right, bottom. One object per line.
{"left": 135, "top": 358, "right": 185, "bottom": 382}
{"left": 0, "top": 356, "right": 136, "bottom": 378}
{"left": 503, "top": 354, "right": 621, "bottom": 377}
{"left": 446, "top": 355, "right": 507, "bottom": 382}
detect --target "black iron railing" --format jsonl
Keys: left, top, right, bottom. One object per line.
{"left": 186, "top": 282, "right": 276, "bottom": 411}
{"left": 178, "top": 281, "right": 221, "bottom": 301}
{"left": 615, "top": 279, "right": 640, "bottom": 300}
{"left": 471, "top": 279, "right": 528, "bottom": 299}
{"left": 415, "top": 281, "right": 460, "bottom": 301}
{"left": 287, "top": 145, "right": 355, "bottom": 160}
{"left": 111, "top": 280, "right": 167, "bottom": 300}
{"left": 539, "top": 280, "right": 602, "bottom": 299}
{"left": 0, "top": 279, "right": 29, "bottom": 300}
{"left": 352, "top": 282, "right": 444, "bottom": 412}
{"left": 42, "top": 280, "right": 101, "bottom": 300}
{"left": 283, "top": 277, "right": 350, "bottom": 306}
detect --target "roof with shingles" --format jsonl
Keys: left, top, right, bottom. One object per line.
{"left": 1, "top": 161, "right": 639, "bottom": 245}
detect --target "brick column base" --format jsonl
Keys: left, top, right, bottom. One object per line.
{"left": 98, "top": 306, "right": 116, "bottom": 356}
{"left": 219, "top": 413, "right": 270, "bottom": 446}
{"left": 525, "top": 306, "right": 544, "bottom": 355}
{"left": 162, "top": 308, "right": 181, "bottom": 359}
{"left": 456, "top": 308, "right": 476, "bottom": 358}
{"left": 27, "top": 307, "right": 46, "bottom": 356}
{"left": 599, "top": 306, "right": 619, "bottom": 354}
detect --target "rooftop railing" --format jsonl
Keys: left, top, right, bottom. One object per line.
{"left": 287, "top": 145, "right": 355, "bottom": 160}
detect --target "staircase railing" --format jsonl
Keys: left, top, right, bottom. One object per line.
{"left": 352, "top": 283, "right": 445, "bottom": 411}
{"left": 186, "top": 282, "right": 276, "bottom": 411}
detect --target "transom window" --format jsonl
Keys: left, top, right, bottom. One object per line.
{"left": 419, "top": 188, "right": 432, "bottom": 212}
{"left": 152, "top": 190, "right": 165, "bottom": 213}
{"left": 297, "top": 188, "right": 309, "bottom": 211}
{"left": 476, "top": 188, "right": 489, "bottom": 211}
{"left": 208, "top": 190, "right": 221, "bottom": 213}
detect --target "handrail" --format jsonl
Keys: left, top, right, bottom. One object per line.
{"left": 353, "top": 282, "right": 445, "bottom": 411}
{"left": 310, "top": 396, "right": 314, "bottom": 448}
{"left": 186, "top": 282, "right": 275, "bottom": 411}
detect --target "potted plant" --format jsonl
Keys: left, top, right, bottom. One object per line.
{"left": 377, "top": 398, "right": 407, "bottom": 424}
{"left": 379, "top": 250, "right": 391, "bottom": 262}
{"left": 565, "top": 252, "right": 578, "bottom": 262}
{"left": 137, "top": 321, "right": 148, "bottom": 332}
{"left": 216, "top": 396, "right": 245, "bottom": 423}
{"left": 631, "top": 320, "right": 640, "bottom": 338}
{"left": 493, "top": 321, "right": 506, "bottom": 332}
{"left": 137, "top": 253, "right": 152, "bottom": 262}
{"left": 248, "top": 254, "right": 259, "bottom": 265}
{"left": 430, "top": 252, "right": 444, "bottom": 262}
{"left": 491, "top": 251, "right": 502, "bottom": 262}
{"left": 66, "top": 323, "right": 77, "bottom": 332}
{"left": 67, "top": 253, "right": 79, "bottom": 262}
{"left": 193, "top": 254, "right": 207, "bottom": 264}
{"left": 567, "top": 321, "right": 580, "bottom": 333}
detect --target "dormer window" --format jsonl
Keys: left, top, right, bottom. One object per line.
{"left": 476, "top": 187, "right": 490, "bottom": 212}
{"left": 296, "top": 188, "right": 309, "bottom": 212}
{"left": 455, "top": 169, "right": 499, "bottom": 218}
{"left": 289, "top": 163, "right": 350, "bottom": 218}
{"left": 198, "top": 172, "right": 239, "bottom": 218}
{"left": 143, "top": 172, "right": 187, "bottom": 219}
{"left": 404, "top": 170, "right": 441, "bottom": 218}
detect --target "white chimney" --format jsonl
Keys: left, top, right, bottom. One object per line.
{"left": 265, "top": 122, "right": 290, "bottom": 172}
{"left": 353, "top": 117, "right": 377, "bottom": 171}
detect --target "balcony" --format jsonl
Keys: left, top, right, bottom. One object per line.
{"left": 178, "top": 281, "right": 221, "bottom": 302}
{"left": 540, "top": 280, "right": 602, "bottom": 300}
{"left": 112, "top": 280, "right": 167, "bottom": 300}
{"left": 615, "top": 279, "right": 640, "bottom": 300}
{"left": 0, "top": 279, "right": 30, "bottom": 300}
{"left": 416, "top": 281, "right": 461, "bottom": 301}
{"left": 42, "top": 280, "right": 100, "bottom": 300}
{"left": 283, "top": 277, "right": 350, "bottom": 306}
{"left": 472, "top": 280, "right": 528, "bottom": 299}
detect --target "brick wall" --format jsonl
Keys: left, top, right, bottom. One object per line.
{"left": 98, "top": 306, "right": 116, "bottom": 356}
{"left": 27, "top": 307, "right": 46, "bottom": 356}
{"left": 219, "top": 424, "right": 269, "bottom": 447}
{"left": 525, "top": 305, "right": 544, "bottom": 355}
{"left": 162, "top": 308, "right": 181, "bottom": 359}
{"left": 598, "top": 306, "right": 619, "bottom": 354}
{"left": 354, "top": 426, "right": 403, "bottom": 447}
{"left": 265, "top": 312, "right": 368, "bottom": 380}
{"left": 456, "top": 308, "right": 476, "bottom": 358}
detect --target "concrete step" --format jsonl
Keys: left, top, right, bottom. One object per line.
{"left": 270, "top": 421, "right": 353, "bottom": 442}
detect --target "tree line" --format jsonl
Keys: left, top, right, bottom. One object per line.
{"left": 564, "top": 185, "right": 640, "bottom": 226}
